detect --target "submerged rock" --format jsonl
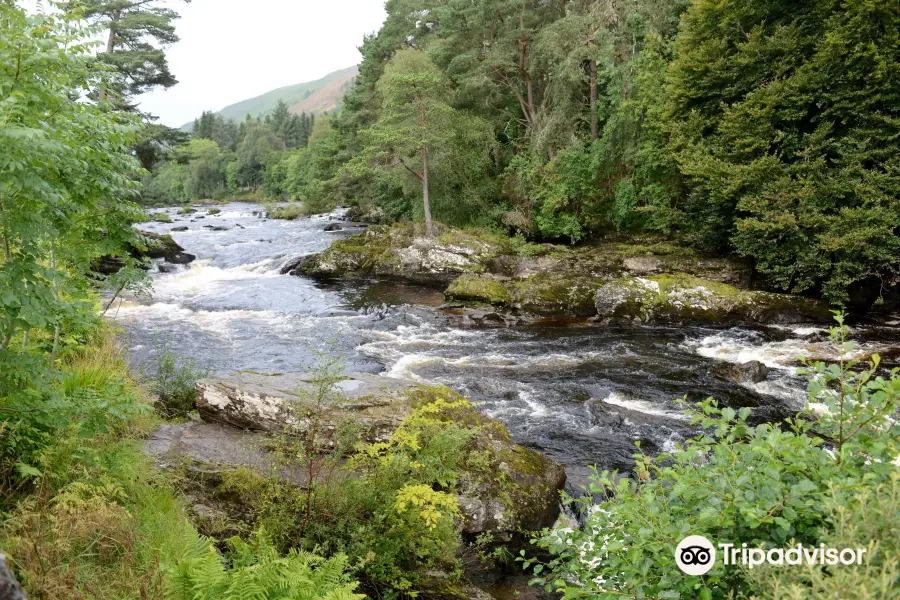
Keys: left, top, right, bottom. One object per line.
{"left": 323, "top": 223, "right": 342, "bottom": 232}
{"left": 714, "top": 360, "right": 770, "bottom": 384}
{"left": 171, "top": 225, "right": 189, "bottom": 232}
{"left": 594, "top": 275, "right": 831, "bottom": 325}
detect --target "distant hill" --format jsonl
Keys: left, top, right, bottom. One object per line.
{"left": 182, "top": 65, "right": 358, "bottom": 130}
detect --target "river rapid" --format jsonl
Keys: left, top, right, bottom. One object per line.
{"left": 114, "top": 203, "right": 900, "bottom": 490}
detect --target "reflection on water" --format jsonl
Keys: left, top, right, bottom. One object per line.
{"left": 116, "top": 203, "right": 899, "bottom": 489}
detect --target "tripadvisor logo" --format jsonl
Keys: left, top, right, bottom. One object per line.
{"left": 675, "top": 535, "right": 869, "bottom": 575}
{"left": 675, "top": 535, "right": 716, "bottom": 575}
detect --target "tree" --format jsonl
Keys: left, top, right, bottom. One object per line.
{"left": 360, "top": 49, "right": 493, "bottom": 236}
{"left": 666, "top": 0, "right": 900, "bottom": 303}
{"left": 70, "top": 0, "right": 191, "bottom": 111}
{"left": 234, "top": 123, "right": 284, "bottom": 189}
{"left": 0, "top": 5, "right": 144, "bottom": 392}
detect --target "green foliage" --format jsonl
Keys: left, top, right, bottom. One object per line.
{"left": 166, "top": 529, "right": 364, "bottom": 600}
{"left": 528, "top": 315, "right": 900, "bottom": 598}
{"left": 666, "top": 0, "right": 900, "bottom": 302}
{"left": 71, "top": 0, "right": 190, "bottom": 111}
{"left": 0, "top": 4, "right": 149, "bottom": 482}
{"left": 741, "top": 472, "right": 900, "bottom": 600}
{"left": 152, "top": 346, "right": 209, "bottom": 418}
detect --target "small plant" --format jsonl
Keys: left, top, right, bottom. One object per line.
{"left": 152, "top": 347, "right": 209, "bottom": 418}
{"left": 166, "top": 528, "right": 364, "bottom": 600}
{"left": 152, "top": 212, "right": 173, "bottom": 223}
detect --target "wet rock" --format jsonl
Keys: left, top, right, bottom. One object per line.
{"left": 457, "top": 441, "right": 565, "bottom": 534}
{"left": 714, "top": 360, "right": 770, "bottom": 384}
{"left": 594, "top": 275, "right": 831, "bottom": 325}
{"left": 0, "top": 553, "right": 26, "bottom": 600}
{"left": 207, "top": 208, "right": 222, "bottom": 216}
{"left": 157, "top": 263, "right": 179, "bottom": 274}
{"left": 323, "top": 223, "right": 342, "bottom": 232}
{"left": 131, "top": 231, "right": 195, "bottom": 265}
{"left": 170, "top": 225, "right": 189, "bottom": 232}
{"left": 203, "top": 225, "right": 229, "bottom": 232}
{"left": 279, "top": 255, "right": 312, "bottom": 275}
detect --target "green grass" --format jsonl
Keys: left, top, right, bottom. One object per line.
{"left": 0, "top": 326, "right": 204, "bottom": 600}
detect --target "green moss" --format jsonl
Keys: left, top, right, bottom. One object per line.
{"left": 152, "top": 212, "right": 172, "bottom": 223}
{"left": 512, "top": 274, "right": 600, "bottom": 315}
{"left": 206, "top": 207, "right": 221, "bottom": 215}
{"left": 446, "top": 274, "right": 513, "bottom": 305}
{"left": 268, "top": 204, "right": 308, "bottom": 220}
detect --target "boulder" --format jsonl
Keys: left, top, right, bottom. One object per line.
{"left": 594, "top": 275, "right": 831, "bottom": 325}
{"left": 203, "top": 225, "right": 229, "bottom": 232}
{"left": 134, "top": 231, "right": 196, "bottom": 265}
{"left": 186, "top": 374, "right": 566, "bottom": 537}
{"left": 196, "top": 371, "right": 415, "bottom": 443}
{"left": 295, "top": 223, "right": 506, "bottom": 283}
{"left": 0, "top": 553, "right": 26, "bottom": 600}
{"left": 446, "top": 273, "right": 603, "bottom": 316}
{"left": 171, "top": 226, "right": 189, "bottom": 232}
{"left": 714, "top": 360, "right": 770, "bottom": 384}
{"left": 323, "top": 223, "right": 342, "bottom": 232}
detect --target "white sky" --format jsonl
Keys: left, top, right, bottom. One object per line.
{"left": 23, "top": 1, "right": 387, "bottom": 127}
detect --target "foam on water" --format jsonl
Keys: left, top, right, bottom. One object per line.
{"left": 600, "top": 391, "right": 689, "bottom": 421}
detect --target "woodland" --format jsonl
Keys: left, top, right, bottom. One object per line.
{"left": 0, "top": 1, "right": 898, "bottom": 599}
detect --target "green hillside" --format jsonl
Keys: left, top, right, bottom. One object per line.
{"left": 183, "top": 65, "right": 357, "bottom": 129}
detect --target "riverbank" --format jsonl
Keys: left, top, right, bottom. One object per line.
{"left": 290, "top": 221, "right": 838, "bottom": 325}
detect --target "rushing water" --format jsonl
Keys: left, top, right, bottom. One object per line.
{"left": 114, "top": 202, "right": 900, "bottom": 490}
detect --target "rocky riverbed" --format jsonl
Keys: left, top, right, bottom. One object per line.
{"left": 112, "top": 203, "right": 899, "bottom": 598}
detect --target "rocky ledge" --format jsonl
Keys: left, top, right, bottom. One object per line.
{"left": 93, "top": 231, "right": 196, "bottom": 274}
{"left": 148, "top": 372, "right": 566, "bottom": 539}
{"left": 290, "top": 222, "right": 831, "bottom": 325}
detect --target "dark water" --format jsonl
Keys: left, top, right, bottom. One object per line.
{"left": 115, "top": 203, "right": 899, "bottom": 490}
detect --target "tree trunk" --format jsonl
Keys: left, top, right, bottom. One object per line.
{"left": 590, "top": 59, "right": 598, "bottom": 139}
{"left": 422, "top": 145, "right": 433, "bottom": 237}
{"left": 99, "top": 9, "right": 121, "bottom": 101}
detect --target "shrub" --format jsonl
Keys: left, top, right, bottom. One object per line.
{"left": 265, "top": 202, "right": 309, "bottom": 220}
{"left": 152, "top": 348, "right": 209, "bottom": 418}
{"left": 528, "top": 315, "right": 900, "bottom": 598}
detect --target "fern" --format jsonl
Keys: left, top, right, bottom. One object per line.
{"left": 164, "top": 528, "right": 365, "bottom": 600}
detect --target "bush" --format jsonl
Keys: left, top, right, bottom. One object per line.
{"left": 152, "top": 348, "right": 209, "bottom": 418}
{"left": 265, "top": 202, "right": 309, "bottom": 220}
{"left": 528, "top": 315, "right": 900, "bottom": 598}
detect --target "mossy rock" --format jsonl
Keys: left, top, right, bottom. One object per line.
{"left": 594, "top": 274, "right": 832, "bottom": 325}
{"left": 445, "top": 273, "right": 603, "bottom": 316}
{"left": 446, "top": 275, "right": 513, "bottom": 306}
{"left": 295, "top": 222, "right": 508, "bottom": 283}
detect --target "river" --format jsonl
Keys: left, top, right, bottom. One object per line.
{"left": 113, "top": 202, "right": 899, "bottom": 490}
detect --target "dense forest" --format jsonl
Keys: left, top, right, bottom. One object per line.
{"left": 147, "top": 0, "right": 900, "bottom": 307}
{"left": 2, "top": 1, "right": 899, "bottom": 599}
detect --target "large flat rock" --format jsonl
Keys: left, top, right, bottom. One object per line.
{"left": 196, "top": 371, "right": 415, "bottom": 442}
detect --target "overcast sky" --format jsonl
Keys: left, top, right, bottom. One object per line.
{"left": 25, "top": 0, "right": 387, "bottom": 127}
